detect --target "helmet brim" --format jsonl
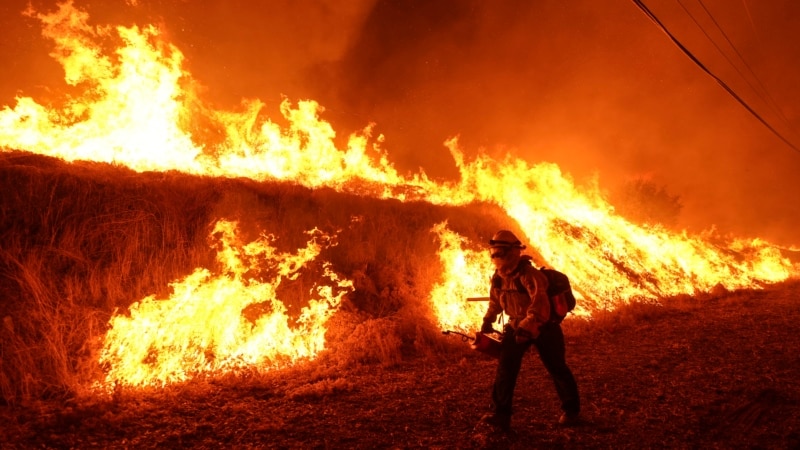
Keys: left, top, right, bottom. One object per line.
{"left": 488, "top": 239, "right": 526, "bottom": 249}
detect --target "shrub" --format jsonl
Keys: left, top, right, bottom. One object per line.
{"left": 611, "top": 177, "right": 682, "bottom": 227}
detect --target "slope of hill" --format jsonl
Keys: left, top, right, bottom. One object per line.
{"left": 2, "top": 149, "right": 799, "bottom": 449}
{"left": 0, "top": 150, "right": 516, "bottom": 403}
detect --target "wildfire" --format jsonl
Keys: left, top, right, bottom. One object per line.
{"left": 1, "top": 3, "right": 796, "bottom": 386}
{"left": 99, "top": 220, "right": 352, "bottom": 387}
{"left": 1, "top": 3, "right": 203, "bottom": 173}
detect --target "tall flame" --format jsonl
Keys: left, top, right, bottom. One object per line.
{"left": 1, "top": 3, "right": 796, "bottom": 384}
{"left": 427, "top": 222, "right": 506, "bottom": 332}
{"left": 1, "top": 2, "right": 203, "bottom": 172}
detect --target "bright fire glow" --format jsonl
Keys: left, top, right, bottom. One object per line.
{"left": 427, "top": 222, "right": 496, "bottom": 331}
{"left": 99, "top": 220, "right": 352, "bottom": 387}
{"left": 1, "top": 3, "right": 796, "bottom": 385}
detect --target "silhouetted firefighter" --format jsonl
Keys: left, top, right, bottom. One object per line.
{"left": 476, "top": 230, "right": 580, "bottom": 432}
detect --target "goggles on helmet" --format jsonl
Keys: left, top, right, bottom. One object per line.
{"left": 488, "top": 238, "right": 525, "bottom": 249}
{"left": 490, "top": 245, "right": 512, "bottom": 259}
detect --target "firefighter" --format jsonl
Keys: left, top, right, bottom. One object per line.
{"left": 476, "top": 230, "right": 580, "bottom": 431}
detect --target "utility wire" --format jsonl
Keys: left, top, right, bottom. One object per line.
{"left": 740, "top": 0, "right": 761, "bottom": 46}
{"left": 692, "top": 0, "right": 796, "bottom": 136}
{"left": 631, "top": 0, "right": 800, "bottom": 154}
{"left": 679, "top": 1, "right": 775, "bottom": 120}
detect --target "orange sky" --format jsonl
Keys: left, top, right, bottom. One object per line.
{"left": 1, "top": 0, "right": 799, "bottom": 245}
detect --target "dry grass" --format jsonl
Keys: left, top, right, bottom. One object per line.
{"left": 0, "top": 151, "right": 507, "bottom": 404}
{"left": 0, "top": 150, "right": 798, "bottom": 448}
{"left": 1, "top": 282, "right": 798, "bottom": 449}
{"left": 0, "top": 152, "right": 226, "bottom": 404}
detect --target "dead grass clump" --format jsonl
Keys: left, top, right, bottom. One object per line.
{"left": 408, "top": 318, "right": 456, "bottom": 358}
{"left": 285, "top": 377, "right": 354, "bottom": 401}
{"left": 0, "top": 247, "right": 110, "bottom": 404}
{"left": 334, "top": 317, "right": 404, "bottom": 367}
{"left": 562, "top": 298, "right": 668, "bottom": 337}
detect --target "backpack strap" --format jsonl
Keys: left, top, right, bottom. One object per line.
{"left": 512, "top": 257, "right": 533, "bottom": 294}
{"left": 492, "top": 256, "right": 534, "bottom": 292}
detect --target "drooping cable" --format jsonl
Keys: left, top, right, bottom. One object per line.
{"left": 631, "top": 0, "right": 800, "bottom": 154}
{"left": 692, "top": 0, "right": 796, "bottom": 136}
{"left": 739, "top": 0, "right": 760, "bottom": 45}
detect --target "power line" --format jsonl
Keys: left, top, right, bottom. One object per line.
{"left": 691, "top": 0, "right": 796, "bottom": 136}
{"left": 631, "top": 0, "right": 800, "bottom": 154}
{"left": 739, "top": 0, "right": 760, "bottom": 45}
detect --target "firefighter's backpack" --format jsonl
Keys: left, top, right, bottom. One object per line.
{"left": 514, "top": 258, "right": 576, "bottom": 323}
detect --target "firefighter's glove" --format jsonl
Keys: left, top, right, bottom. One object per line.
{"left": 480, "top": 318, "right": 495, "bottom": 335}
{"left": 514, "top": 327, "right": 533, "bottom": 344}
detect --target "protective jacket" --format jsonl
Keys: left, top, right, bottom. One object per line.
{"left": 484, "top": 256, "right": 550, "bottom": 339}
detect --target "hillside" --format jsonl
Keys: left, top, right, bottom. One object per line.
{"left": 1, "top": 150, "right": 798, "bottom": 449}
{"left": 0, "top": 150, "right": 514, "bottom": 403}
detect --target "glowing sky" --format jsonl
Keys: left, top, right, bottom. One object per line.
{"left": 1, "top": 0, "right": 799, "bottom": 245}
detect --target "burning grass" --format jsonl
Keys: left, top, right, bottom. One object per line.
{"left": 0, "top": 150, "right": 508, "bottom": 403}
{"left": 2, "top": 281, "right": 798, "bottom": 449}
{"left": 0, "top": 151, "right": 798, "bottom": 447}
{"left": 1, "top": 3, "right": 797, "bottom": 446}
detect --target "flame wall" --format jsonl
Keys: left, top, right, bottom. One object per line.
{"left": 0, "top": 1, "right": 798, "bottom": 394}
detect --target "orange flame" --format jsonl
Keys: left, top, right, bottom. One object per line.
{"left": 99, "top": 220, "right": 352, "bottom": 387}
{"left": 2, "top": 2, "right": 203, "bottom": 172}
{"left": 1, "top": 3, "right": 796, "bottom": 385}
{"left": 427, "top": 222, "right": 507, "bottom": 332}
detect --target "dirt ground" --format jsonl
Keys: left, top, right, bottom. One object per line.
{"left": 2, "top": 282, "right": 799, "bottom": 449}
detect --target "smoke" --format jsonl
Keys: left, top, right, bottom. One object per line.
{"left": 2, "top": 0, "right": 799, "bottom": 245}
{"left": 309, "top": 0, "right": 800, "bottom": 246}
{"left": 0, "top": 0, "right": 376, "bottom": 106}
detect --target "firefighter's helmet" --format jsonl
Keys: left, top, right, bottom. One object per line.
{"left": 488, "top": 230, "right": 526, "bottom": 249}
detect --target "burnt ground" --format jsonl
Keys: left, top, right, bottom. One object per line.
{"left": 2, "top": 283, "right": 800, "bottom": 449}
